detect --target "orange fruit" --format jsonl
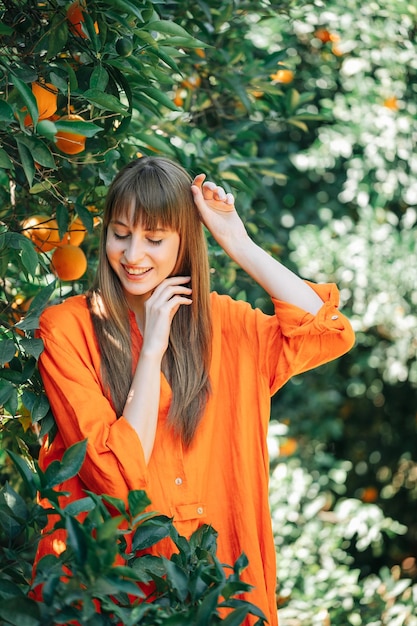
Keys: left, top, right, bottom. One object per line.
{"left": 51, "top": 244, "right": 87, "bottom": 280}
{"left": 384, "top": 96, "right": 399, "bottom": 111}
{"left": 23, "top": 81, "right": 58, "bottom": 126}
{"left": 67, "top": 0, "right": 99, "bottom": 38}
{"left": 279, "top": 437, "right": 298, "bottom": 456}
{"left": 173, "top": 90, "right": 184, "bottom": 107}
{"left": 21, "top": 214, "right": 61, "bottom": 252}
{"left": 270, "top": 69, "right": 294, "bottom": 84}
{"left": 181, "top": 74, "right": 201, "bottom": 89}
{"left": 314, "top": 29, "right": 340, "bottom": 44}
{"left": 55, "top": 114, "right": 87, "bottom": 155}
{"left": 58, "top": 216, "right": 87, "bottom": 247}
{"left": 361, "top": 486, "right": 378, "bottom": 503}
{"left": 32, "top": 82, "right": 58, "bottom": 119}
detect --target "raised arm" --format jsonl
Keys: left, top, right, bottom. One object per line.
{"left": 191, "top": 174, "right": 323, "bottom": 315}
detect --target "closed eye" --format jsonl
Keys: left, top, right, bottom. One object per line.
{"left": 148, "top": 238, "right": 162, "bottom": 245}
{"left": 113, "top": 232, "right": 130, "bottom": 240}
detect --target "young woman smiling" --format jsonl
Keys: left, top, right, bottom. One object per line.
{"left": 33, "top": 156, "right": 355, "bottom": 625}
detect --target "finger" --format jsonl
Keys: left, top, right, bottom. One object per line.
{"left": 149, "top": 281, "right": 192, "bottom": 303}
{"left": 213, "top": 186, "right": 226, "bottom": 201}
{"left": 225, "top": 192, "right": 235, "bottom": 204}
{"left": 191, "top": 173, "right": 206, "bottom": 190}
{"left": 202, "top": 181, "right": 216, "bottom": 200}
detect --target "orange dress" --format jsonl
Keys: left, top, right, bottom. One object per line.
{"left": 34, "top": 283, "right": 355, "bottom": 625}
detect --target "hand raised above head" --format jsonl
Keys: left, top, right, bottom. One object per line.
{"left": 191, "top": 173, "right": 235, "bottom": 213}
{"left": 191, "top": 173, "right": 248, "bottom": 254}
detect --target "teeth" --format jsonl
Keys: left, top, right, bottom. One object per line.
{"left": 125, "top": 267, "right": 150, "bottom": 276}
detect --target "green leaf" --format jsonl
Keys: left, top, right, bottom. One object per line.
{"left": 220, "top": 606, "right": 251, "bottom": 626}
{"left": 0, "top": 596, "right": 41, "bottom": 625}
{"left": 29, "top": 181, "right": 53, "bottom": 195}
{"left": 90, "top": 65, "right": 109, "bottom": 91}
{"left": 6, "top": 450, "right": 39, "bottom": 499}
{"left": 0, "top": 22, "right": 13, "bottom": 35}
{"left": 146, "top": 20, "right": 192, "bottom": 37}
{"left": 30, "top": 394, "right": 50, "bottom": 423}
{"left": 54, "top": 118, "right": 103, "bottom": 137}
{"left": 0, "top": 340, "right": 16, "bottom": 365}
{"left": 96, "top": 516, "right": 124, "bottom": 542}
{"left": 287, "top": 117, "right": 308, "bottom": 132}
{"left": 195, "top": 587, "right": 221, "bottom": 624}
{"left": 109, "top": 0, "right": 149, "bottom": 22}
{"left": 46, "top": 439, "right": 87, "bottom": 487}
{"left": 26, "top": 280, "right": 56, "bottom": 316}
{"left": 0, "top": 379, "right": 15, "bottom": 406}
{"left": 133, "top": 130, "right": 176, "bottom": 156}
{"left": 141, "top": 86, "right": 180, "bottom": 111}
{"left": 19, "top": 338, "right": 44, "bottom": 360}
{"left": 56, "top": 204, "right": 70, "bottom": 238}
{"left": 11, "top": 74, "right": 38, "bottom": 127}
{"left": 101, "top": 494, "right": 127, "bottom": 516}
{"left": 64, "top": 496, "right": 95, "bottom": 517}
{"left": 0, "top": 579, "right": 24, "bottom": 600}
{"left": 18, "top": 237, "right": 39, "bottom": 276}
{"left": 128, "top": 489, "right": 151, "bottom": 517}
{"left": 46, "top": 14, "right": 69, "bottom": 60}
{"left": 75, "top": 204, "right": 94, "bottom": 233}
{"left": 37, "top": 119, "right": 58, "bottom": 140}
{"left": 2, "top": 482, "right": 28, "bottom": 522}
{"left": 132, "top": 516, "right": 171, "bottom": 551}
{"left": 83, "top": 88, "right": 129, "bottom": 115}
{"left": 0, "top": 99, "right": 14, "bottom": 123}
{"left": 0, "top": 147, "right": 13, "bottom": 170}
{"left": 66, "top": 516, "right": 88, "bottom": 566}
{"left": 163, "top": 558, "right": 189, "bottom": 601}
{"left": 16, "top": 139, "right": 35, "bottom": 187}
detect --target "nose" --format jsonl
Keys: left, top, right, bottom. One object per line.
{"left": 123, "top": 235, "right": 147, "bottom": 265}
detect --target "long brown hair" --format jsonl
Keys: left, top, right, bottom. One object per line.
{"left": 87, "top": 157, "right": 212, "bottom": 445}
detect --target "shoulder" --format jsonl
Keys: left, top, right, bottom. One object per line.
{"left": 38, "top": 295, "right": 92, "bottom": 337}
{"left": 210, "top": 291, "right": 272, "bottom": 332}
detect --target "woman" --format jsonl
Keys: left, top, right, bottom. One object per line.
{"left": 34, "top": 156, "right": 355, "bottom": 625}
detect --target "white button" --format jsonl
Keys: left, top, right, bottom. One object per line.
{"left": 197, "top": 506, "right": 204, "bottom": 515}
{"left": 331, "top": 315, "right": 339, "bottom": 320}
{"left": 175, "top": 477, "right": 183, "bottom": 485}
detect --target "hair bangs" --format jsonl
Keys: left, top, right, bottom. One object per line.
{"left": 107, "top": 164, "right": 183, "bottom": 233}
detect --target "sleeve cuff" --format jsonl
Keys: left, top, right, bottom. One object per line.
{"left": 272, "top": 281, "right": 348, "bottom": 337}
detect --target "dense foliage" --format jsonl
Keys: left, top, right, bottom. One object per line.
{"left": 1, "top": 0, "right": 416, "bottom": 623}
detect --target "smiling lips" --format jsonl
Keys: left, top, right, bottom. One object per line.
{"left": 123, "top": 265, "right": 152, "bottom": 277}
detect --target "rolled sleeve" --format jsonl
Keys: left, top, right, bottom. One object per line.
{"left": 268, "top": 282, "right": 355, "bottom": 391}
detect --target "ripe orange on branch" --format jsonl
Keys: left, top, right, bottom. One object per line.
{"left": 51, "top": 244, "right": 87, "bottom": 281}
{"left": 55, "top": 114, "right": 87, "bottom": 155}
{"left": 67, "top": 0, "right": 99, "bottom": 38}
{"left": 23, "top": 81, "right": 58, "bottom": 126}
{"left": 22, "top": 214, "right": 61, "bottom": 252}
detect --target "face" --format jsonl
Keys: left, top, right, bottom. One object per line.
{"left": 106, "top": 213, "right": 180, "bottom": 310}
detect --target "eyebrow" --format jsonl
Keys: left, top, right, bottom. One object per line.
{"left": 110, "top": 219, "right": 168, "bottom": 232}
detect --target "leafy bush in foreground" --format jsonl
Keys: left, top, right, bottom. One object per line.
{"left": 0, "top": 440, "right": 266, "bottom": 626}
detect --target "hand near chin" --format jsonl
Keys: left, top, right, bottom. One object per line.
{"left": 141, "top": 276, "right": 192, "bottom": 357}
